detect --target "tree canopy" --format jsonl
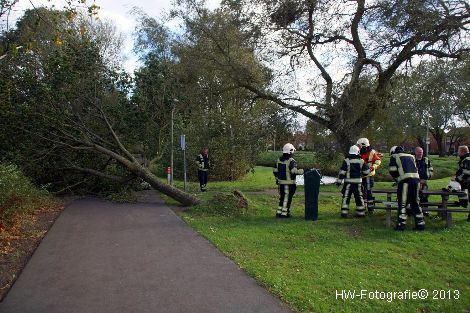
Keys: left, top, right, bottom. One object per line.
{"left": 174, "top": 0, "right": 470, "bottom": 151}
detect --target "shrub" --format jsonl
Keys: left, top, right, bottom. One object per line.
{"left": 0, "top": 163, "right": 54, "bottom": 226}
{"left": 256, "top": 150, "right": 340, "bottom": 176}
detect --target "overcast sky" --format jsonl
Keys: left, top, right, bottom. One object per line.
{"left": 12, "top": 0, "right": 220, "bottom": 73}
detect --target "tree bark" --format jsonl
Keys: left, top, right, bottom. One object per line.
{"left": 431, "top": 129, "right": 446, "bottom": 157}
{"left": 88, "top": 144, "right": 200, "bottom": 206}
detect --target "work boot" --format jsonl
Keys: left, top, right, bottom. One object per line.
{"left": 341, "top": 213, "right": 348, "bottom": 218}
{"left": 413, "top": 224, "right": 425, "bottom": 231}
{"left": 394, "top": 224, "right": 405, "bottom": 231}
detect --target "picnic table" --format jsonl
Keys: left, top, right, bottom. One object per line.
{"left": 373, "top": 189, "right": 398, "bottom": 228}
{"left": 372, "top": 188, "right": 468, "bottom": 228}
{"left": 421, "top": 190, "right": 469, "bottom": 227}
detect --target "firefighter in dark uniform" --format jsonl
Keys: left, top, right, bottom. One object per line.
{"left": 273, "top": 143, "right": 304, "bottom": 218}
{"left": 357, "top": 138, "right": 381, "bottom": 214}
{"left": 415, "top": 147, "right": 433, "bottom": 210}
{"left": 336, "top": 145, "right": 371, "bottom": 218}
{"left": 389, "top": 146, "right": 425, "bottom": 231}
{"left": 196, "top": 147, "right": 210, "bottom": 192}
{"left": 455, "top": 145, "right": 470, "bottom": 221}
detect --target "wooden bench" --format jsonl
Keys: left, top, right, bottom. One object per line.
{"left": 372, "top": 188, "right": 469, "bottom": 228}
{"left": 420, "top": 190, "right": 469, "bottom": 228}
{"left": 372, "top": 189, "right": 397, "bottom": 228}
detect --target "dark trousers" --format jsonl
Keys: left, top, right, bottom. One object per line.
{"left": 198, "top": 170, "right": 208, "bottom": 191}
{"left": 341, "top": 183, "right": 365, "bottom": 216}
{"left": 418, "top": 181, "right": 429, "bottom": 206}
{"left": 397, "top": 179, "right": 425, "bottom": 228}
{"left": 362, "top": 176, "right": 375, "bottom": 212}
{"left": 277, "top": 184, "right": 296, "bottom": 216}
{"left": 459, "top": 182, "right": 469, "bottom": 208}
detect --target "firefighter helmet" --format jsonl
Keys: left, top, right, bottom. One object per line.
{"left": 390, "top": 146, "right": 404, "bottom": 154}
{"left": 282, "top": 143, "right": 296, "bottom": 154}
{"left": 448, "top": 180, "right": 462, "bottom": 192}
{"left": 349, "top": 145, "right": 360, "bottom": 155}
{"left": 356, "top": 138, "right": 370, "bottom": 147}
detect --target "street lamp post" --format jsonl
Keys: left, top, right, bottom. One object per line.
{"left": 170, "top": 99, "right": 179, "bottom": 185}
{"left": 425, "top": 115, "right": 430, "bottom": 156}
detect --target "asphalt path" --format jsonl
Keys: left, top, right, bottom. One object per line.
{"left": 0, "top": 191, "right": 292, "bottom": 313}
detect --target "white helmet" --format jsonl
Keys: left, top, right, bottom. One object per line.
{"left": 349, "top": 145, "right": 360, "bottom": 155}
{"left": 448, "top": 180, "right": 461, "bottom": 192}
{"left": 390, "top": 146, "right": 404, "bottom": 155}
{"left": 282, "top": 143, "right": 296, "bottom": 154}
{"left": 356, "top": 138, "right": 370, "bottom": 147}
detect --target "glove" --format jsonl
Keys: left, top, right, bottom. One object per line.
{"left": 392, "top": 182, "right": 397, "bottom": 187}
{"left": 275, "top": 179, "right": 279, "bottom": 185}
{"left": 335, "top": 179, "right": 342, "bottom": 187}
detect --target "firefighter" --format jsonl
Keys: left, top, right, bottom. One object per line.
{"left": 196, "top": 147, "right": 210, "bottom": 192}
{"left": 455, "top": 145, "right": 470, "bottom": 221}
{"left": 273, "top": 143, "right": 304, "bottom": 218}
{"left": 389, "top": 146, "right": 425, "bottom": 231}
{"left": 415, "top": 147, "right": 433, "bottom": 211}
{"left": 357, "top": 138, "right": 381, "bottom": 214}
{"left": 336, "top": 145, "right": 370, "bottom": 218}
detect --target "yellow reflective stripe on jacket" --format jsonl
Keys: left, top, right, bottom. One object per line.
{"left": 425, "top": 157, "right": 433, "bottom": 178}
{"left": 393, "top": 153, "right": 420, "bottom": 182}
{"left": 276, "top": 159, "right": 294, "bottom": 184}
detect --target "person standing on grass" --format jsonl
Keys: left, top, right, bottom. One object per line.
{"left": 455, "top": 145, "right": 470, "bottom": 221}
{"left": 357, "top": 138, "right": 381, "bottom": 214}
{"left": 415, "top": 147, "right": 433, "bottom": 212}
{"left": 273, "top": 143, "right": 304, "bottom": 218}
{"left": 336, "top": 145, "right": 370, "bottom": 218}
{"left": 196, "top": 147, "right": 210, "bottom": 192}
{"left": 389, "top": 146, "right": 425, "bottom": 231}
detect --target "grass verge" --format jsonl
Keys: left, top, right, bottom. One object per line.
{"left": 0, "top": 163, "right": 63, "bottom": 301}
{"left": 167, "top": 161, "right": 468, "bottom": 312}
{"left": 178, "top": 191, "right": 470, "bottom": 312}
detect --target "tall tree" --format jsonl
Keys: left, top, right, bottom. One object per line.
{"left": 389, "top": 61, "right": 461, "bottom": 156}
{"left": 174, "top": 0, "right": 470, "bottom": 151}
{"left": 0, "top": 8, "right": 199, "bottom": 205}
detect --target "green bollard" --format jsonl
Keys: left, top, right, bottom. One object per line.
{"left": 304, "top": 169, "right": 322, "bottom": 220}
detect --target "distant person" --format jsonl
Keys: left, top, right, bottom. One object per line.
{"left": 415, "top": 147, "right": 433, "bottom": 211}
{"left": 455, "top": 145, "right": 470, "bottom": 221}
{"left": 273, "top": 143, "right": 304, "bottom": 218}
{"left": 389, "top": 146, "right": 425, "bottom": 231}
{"left": 357, "top": 138, "right": 381, "bottom": 214}
{"left": 336, "top": 145, "right": 370, "bottom": 218}
{"left": 196, "top": 147, "right": 210, "bottom": 192}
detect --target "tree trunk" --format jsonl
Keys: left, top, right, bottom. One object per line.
{"left": 416, "top": 135, "right": 425, "bottom": 149}
{"left": 90, "top": 144, "right": 200, "bottom": 206}
{"left": 431, "top": 129, "right": 446, "bottom": 157}
{"left": 136, "top": 166, "right": 200, "bottom": 206}
{"left": 333, "top": 127, "right": 356, "bottom": 155}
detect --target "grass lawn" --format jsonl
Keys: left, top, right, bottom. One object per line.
{"left": 256, "top": 151, "right": 459, "bottom": 181}
{"left": 165, "top": 161, "right": 470, "bottom": 313}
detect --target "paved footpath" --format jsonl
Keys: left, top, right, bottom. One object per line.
{"left": 0, "top": 191, "right": 292, "bottom": 313}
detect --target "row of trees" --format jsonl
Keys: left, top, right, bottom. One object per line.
{"left": 362, "top": 58, "right": 470, "bottom": 156}
{"left": 1, "top": 1, "right": 469, "bottom": 205}
{"left": 0, "top": 6, "right": 296, "bottom": 204}
{"left": 169, "top": 0, "right": 470, "bottom": 152}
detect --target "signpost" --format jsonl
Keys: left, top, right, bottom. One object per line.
{"left": 180, "top": 135, "right": 187, "bottom": 191}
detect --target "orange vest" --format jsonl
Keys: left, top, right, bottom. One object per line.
{"left": 360, "top": 149, "right": 381, "bottom": 176}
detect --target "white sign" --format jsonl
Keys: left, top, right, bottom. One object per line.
{"left": 180, "top": 134, "right": 186, "bottom": 150}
